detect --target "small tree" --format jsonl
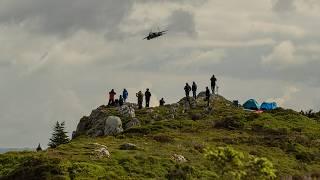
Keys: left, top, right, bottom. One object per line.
{"left": 48, "top": 121, "right": 69, "bottom": 148}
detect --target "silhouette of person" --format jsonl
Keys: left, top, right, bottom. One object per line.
{"left": 108, "top": 89, "right": 116, "bottom": 106}
{"left": 159, "top": 98, "right": 165, "bottom": 106}
{"left": 119, "top": 95, "right": 124, "bottom": 106}
{"left": 210, "top": 75, "right": 217, "bottom": 94}
{"left": 205, "top": 87, "right": 211, "bottom": 106}
{"left": 145, "top": 88, "right": 152, "bottom": 108}
{"left": 184, "top": 83, "right": 192, "bottom": 98}
{"left": 136, "top": 91, "right": 144, "bottom": 109}
{"left": 192, "top": 81, "right": 197, "bottom": 99}
{"left": 122, "top": 89, "right": 128, "bottom": 102}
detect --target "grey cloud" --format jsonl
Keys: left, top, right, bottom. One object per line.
{"left": 0, "top": 0, "right": 133, "bottom": 37}
{"left": 167, "top": 9, "right": 197, "bottom": 37}
{"left": 272, "top": 0, "right": 296, "bottom": 13}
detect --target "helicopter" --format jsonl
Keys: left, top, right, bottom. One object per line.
{"left": 143, "top": 28, "right": 168, "bottom": 40}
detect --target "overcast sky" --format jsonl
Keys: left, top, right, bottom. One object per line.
{"left": 0, "top": 0, "right": 320, "bottom": 148}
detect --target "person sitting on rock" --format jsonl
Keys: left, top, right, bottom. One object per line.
{"left": 108, "top": 89, "right": 116, "bottom": 106}
{"left": 145, "top": 88, "right": 152, "bottom": 108}
{"left": 123, "top": 89, "right": 128, "bottom": 102}
{"left": 192, "top": 81, "right": 197, "bottom": 99}
{"left": 119, "top": 95, "right": 124, "bottom": 106}
{"left": 136, "top": 91, "right": 144, "bottom": 109}
{"left": 205, "top": 86, "right": 211, "bottom": 106}
{"left": 184, "top": 83, "right": 192, "bottom": 98}
{"left": 159, "top": 98, "right": 165, "bottom": 106}
{"left": 114, "top": 99, "right": 119, "bottom": 107}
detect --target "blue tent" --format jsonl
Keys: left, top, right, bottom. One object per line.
{"left": 260, "top": 102, "right": 277, "bottom": 110}
{"left": 243, "top": 99, "right": 260, "bottom": 110}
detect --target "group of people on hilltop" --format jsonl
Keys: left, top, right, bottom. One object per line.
{"left": 184, "top": 75, "right": 217, "bottom": 106}
{"left": 107, "top": 74, "right": 217, "bottom": 108}
{"left": 136, "top": 89, "right": 153, "bottom": 109}
{"left": 108, "top": 88, "right": 128, "bottom": 107}
{"left": 108, "top": 88, "right": 164, "bottom": 109}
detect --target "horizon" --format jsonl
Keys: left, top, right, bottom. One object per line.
{"left": 1, "top": 0, "right": 320, "bottom": 148}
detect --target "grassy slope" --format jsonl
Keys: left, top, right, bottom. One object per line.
{"left": 1, "top": 96, "right": 320, "bottom": 179}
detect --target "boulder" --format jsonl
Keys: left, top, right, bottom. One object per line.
{"left": 75, "top": 116, "right": 90, "bottom": 135}
{"left": 171, "top": 154, "right": 187, "bottom": 163}
{"left": 119, "top": 143, "right": 137, "bottom": 150}
{"left": 91, "top": 143, "right": 110, "bottom": 158}
{"left": 104, "top": 116, "right": 123, "bottom": 136}
{"left": 124, "top": 118, "right": 141, "bottom": 130}
{"left": 94, "top": 148, "right": 110, "bottom": 158}
{"left": 118, "top": 105, "right": 135, "bottom": 118}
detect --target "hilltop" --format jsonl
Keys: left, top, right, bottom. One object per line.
{"left": 1, "top": 93, "right": 320, "bottom": 179}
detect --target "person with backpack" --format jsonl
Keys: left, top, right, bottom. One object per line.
{"left": 205, "top": 87, "right": 211, "bottom": 106}
{"left": 210, "top": 75, "right": 217, "bottom": 94}
{"left": 159, "top": 98, "right": 165, "bottom": 106}
{"left": 145, "top": 88, "right": 152, "bottom": 108}
{"left": 184, "top": 83, "right": 192, "bottom": 98}
{"left": 192, "top": 81, "right": 197, "bottom": 99}
{"left": 123, "top": 89, "right": 128, "bottom": 102}
{"left": 136, "top": 91, "right": 144, "bottom": 109}
{"left": 108, "top": 89, "right": 116, "bottom": 106}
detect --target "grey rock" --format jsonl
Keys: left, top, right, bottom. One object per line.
{"left": 124, "top": 118, "right": 141, "bottom": 130}
{"left": 120, "top": 143, "right": 137, "bottom": 150}
{"left": 118, "top": 105, "right": 135, "bottom": 118}
{"left": 104, "top": 116, "right": 123, "bottom": 136}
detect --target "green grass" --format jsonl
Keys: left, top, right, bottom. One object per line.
{"left": 1, "top": 95, "right": 320, "bottom": 179}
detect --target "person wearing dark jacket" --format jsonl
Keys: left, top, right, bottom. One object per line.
{"left": 119, "top": 95, "right": 124, "bottom": 106}
{"left": 192, "top": 81, "right": 197, "bottom": 99}
{"left": 145, "top": 88, "right": 152, "bottom": 108}
{"left": 122, "top": 89, "right": 128, "bottom": 102}
{"left": 136, "top": 91, "right": 144, "bottom": 109}
{"left": 205, "top": 87, "right": 211, "bottom": 106}
{"left": 159, "top": 98, "right": 165, "bottom": 106}
{"left": 210, "top": 75, "right": 217, "bottom": 94}
{"left": 184, "top": 83, "right": 192, "bottom": 98}
{"left": 108, "top": 89, "right": 116, "bottom": 106}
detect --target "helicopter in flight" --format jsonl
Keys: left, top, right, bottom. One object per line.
{"left": 143, "top": 28, "right": 168, "bottom": 40}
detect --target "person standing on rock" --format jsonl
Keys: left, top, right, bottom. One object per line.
{"left": 184, "top": 83, "right": 192, "bottom": 98}
{"left": 123, "top": 89, "right": 128, "bottom": 102}
{"left": 119, "top": 95, "right": 124, "bottom": 106}
{"left": 108, "top": 89, "right": 116, "bottom": 106}
{"left": 205, "top": 86, "right": 211, "bottom": 106}
{"left": 145, "top": 88, "right": 152, "bottom": 108}
{"left": 136, "top": 91, "right": 144, "bottom": 109}
{"left": 210, "top": 75, "right": 217, "bottom": 94}
{"left": 159, "top": 98, "right": 165, "bottom": 106}
{"left": 192, "top": 81, "right": 197, "bottom": 99}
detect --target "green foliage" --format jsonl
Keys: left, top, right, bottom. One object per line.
{"left": 48, "top": 121, "right": 70, "bottom": 148}
{"left": 165, "top": 164, "right": 195, "bottom": 180}
{"left": 204, "top": 146, "right": 276, "bottom": 180}
{"left": 246, "top": 157, "right": 276, "bottom": 179}
{"left": 3, "top": 156, "right": 65, "bottom": 180}
{"left": 214, "top": 116, "right": 245, "bottom": 130}
{"left": 204, "top": 146, "right": 246, "bottom": 179}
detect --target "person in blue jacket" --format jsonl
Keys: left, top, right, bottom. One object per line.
{"left": 123, "top": 89, "right": 128, "bottom": 102}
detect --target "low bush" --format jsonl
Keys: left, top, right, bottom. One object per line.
{"left": 165, "top": 164, "right": 194, "bottom": 180}
{"left": 214, "top": 116, "right": 245, "bottom": 130}
{"left": 153, "top": 135, "right": 174, "bottom": 143}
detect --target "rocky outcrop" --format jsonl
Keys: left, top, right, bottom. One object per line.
{"left": 73, "top": 105, "right": 123, "bottom": 138}
{"left": 118, "top": 105, "right": 135, "bottom": 118}
{"left": 124, "top": 118, "right": 141, "bottom": 130}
